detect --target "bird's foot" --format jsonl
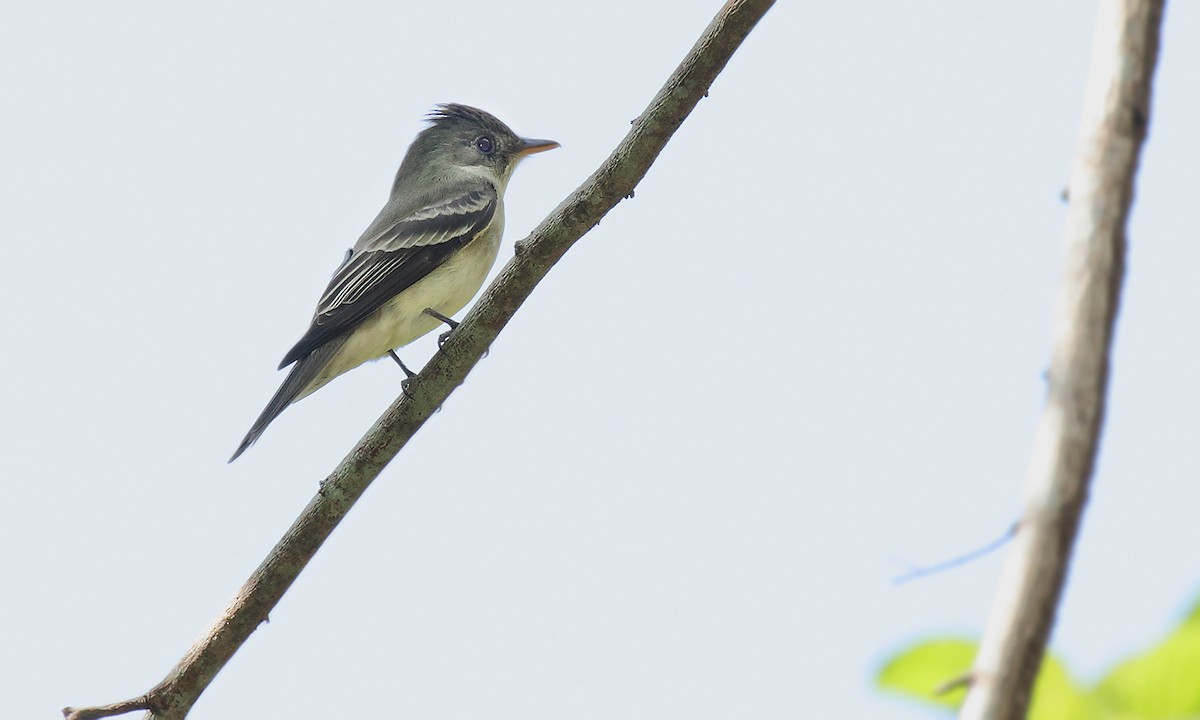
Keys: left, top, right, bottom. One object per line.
{"left": 423, "top": 308, "right": 459, "bottom": 348}
{"left": 389, "top": 350, "right": 418, "bottom": 399}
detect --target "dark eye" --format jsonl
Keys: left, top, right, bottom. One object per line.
{"left": 474, "top": 136, "right": 495, "bottom": 155}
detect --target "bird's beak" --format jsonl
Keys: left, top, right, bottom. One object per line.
{"left": 514, "top": 137, "right": 560, "bottom": 157}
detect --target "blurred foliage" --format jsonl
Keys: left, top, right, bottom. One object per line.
{"left": 878, "top": 596, "right": 1200, "bottom": 719}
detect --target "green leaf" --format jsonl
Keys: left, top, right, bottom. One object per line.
{"left": 877, "top": 639, "right": 1092, "bottom": 720}
{"left": 1095, "top": 600, "right": 1200, "bottom": 717}
{"left": 877, "top": 638, "right": 976, "bottom": 710}
{"left": 1028, "top": 654, "right": 1092, "bottom": 720}
{"left": 1185, "top": 596, "right": 1200, "bottom": 625}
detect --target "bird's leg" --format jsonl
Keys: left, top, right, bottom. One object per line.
{"left": 389, "top": 350, "right": 417, "bottom": 396}
{"left": 388, "top": 349, "right": 417, "bottom": 378}
{"left": 423, "top": 308, "right": 459, "bottom": 348}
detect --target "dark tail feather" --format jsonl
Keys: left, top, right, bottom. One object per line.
{"left": 229, "top": 339, "right": 344, "bottom": 462}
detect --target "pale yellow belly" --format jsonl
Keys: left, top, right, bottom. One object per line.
{"left": 296, "top": 224, "right": 502, "bottom": 399}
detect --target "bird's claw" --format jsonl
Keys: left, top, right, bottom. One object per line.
{"left": 424, "top": 308, "right": 460, "bottom": 349}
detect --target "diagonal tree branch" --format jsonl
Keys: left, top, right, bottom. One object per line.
{"left": 63, "top": 2, "right": 775, "bottom": 718}
{"left": 958, "top": 1, "right": 1166, "bottom": 719}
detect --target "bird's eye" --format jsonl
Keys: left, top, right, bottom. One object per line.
{"left": 474, "top": 136, "right": 495, "bottom": 155}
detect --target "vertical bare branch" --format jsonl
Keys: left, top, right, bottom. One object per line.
{"left": 959, "top": 2, "right": 1166, "bottom": 718}
{"left": 62, "top": 2, "right": 775, "bottom": 719}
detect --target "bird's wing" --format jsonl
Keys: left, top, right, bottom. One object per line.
{"left": 278, "top": 187, "right": 497, "bottom": 368}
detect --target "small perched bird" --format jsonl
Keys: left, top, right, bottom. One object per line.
{"left": 230, "top": 104, "right": 558, "bottom": 461}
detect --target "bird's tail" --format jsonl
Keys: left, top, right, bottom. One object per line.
{"left": 229, "top": 339, "right": 345, "bottom": 462}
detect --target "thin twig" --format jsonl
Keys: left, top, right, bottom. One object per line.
{"left": 891, "top": 522, "right": 1018, "bottom": 585}
{"left": 63, "top": 698, "right": 149, "bottom": 720}
{"left": 958, "top": 2, "right": 1165, "bottom": 719}
{"left": 935, "top": 673, "right": 974, "bottom": 696}
{"left": 63, "top": 2, "right": 776, "bottom": 719}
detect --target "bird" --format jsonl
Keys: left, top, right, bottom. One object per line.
{"left": 230, "top": 103, "right": 558, "bottom": 461}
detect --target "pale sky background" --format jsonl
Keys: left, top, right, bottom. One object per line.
{"left": 2, "top": 1, "right": 1199, "bottom": 718}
